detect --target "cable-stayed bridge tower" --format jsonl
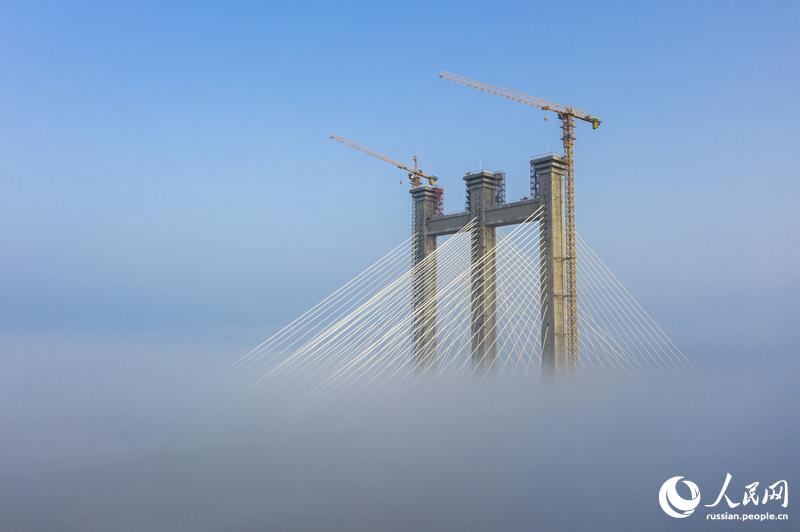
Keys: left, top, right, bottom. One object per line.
{"left": 230, "top": 76, "right": 692, "bottom": 404}
{"left": 412, "top": 155, "right": 568, "bottom": 372}
{"left": 330, "top": 134, "right": 572, "bottom": 373}
{"left": 234, "top": 131, "right": 691, "bottom": 401}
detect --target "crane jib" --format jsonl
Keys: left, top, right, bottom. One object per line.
{"left": 439, "top": 70, "right": 600, "bottom": 128}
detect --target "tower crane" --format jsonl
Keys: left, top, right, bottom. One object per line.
{"left": 330, "top": 134, "right": 439, "bottom": 188}
{"left": 438, "top": 70, "right": 602, "bottom": 369}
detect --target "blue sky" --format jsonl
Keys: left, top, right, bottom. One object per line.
{"left": 1, "top": 1, "right": 798, "bottom": 363}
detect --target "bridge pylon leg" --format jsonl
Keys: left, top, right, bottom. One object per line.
{"left": 410, "top": 186, "right": 438, "bottom": 369}
{"left": 464, "top": 171, "right": 502, "bottom": 370}
{"left": 533, "top": 155, "right": 569, "bottom": 373}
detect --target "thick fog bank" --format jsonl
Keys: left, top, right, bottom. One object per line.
{"left": 1, "top": 334, "right": 797, "bottom": 531}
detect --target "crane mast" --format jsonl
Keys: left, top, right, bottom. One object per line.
{"left": 439, "top": 71, "right": 601, "bottom": 369}
{"left": 561, "top": 114, "right": 578, "bottom": 367}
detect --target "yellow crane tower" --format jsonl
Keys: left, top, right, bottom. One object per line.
{"left": 330, "top": 134, "right": 439, "bottom": 188}
{"left": 438, "top": 70, "right": 601, "bottom": 369}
